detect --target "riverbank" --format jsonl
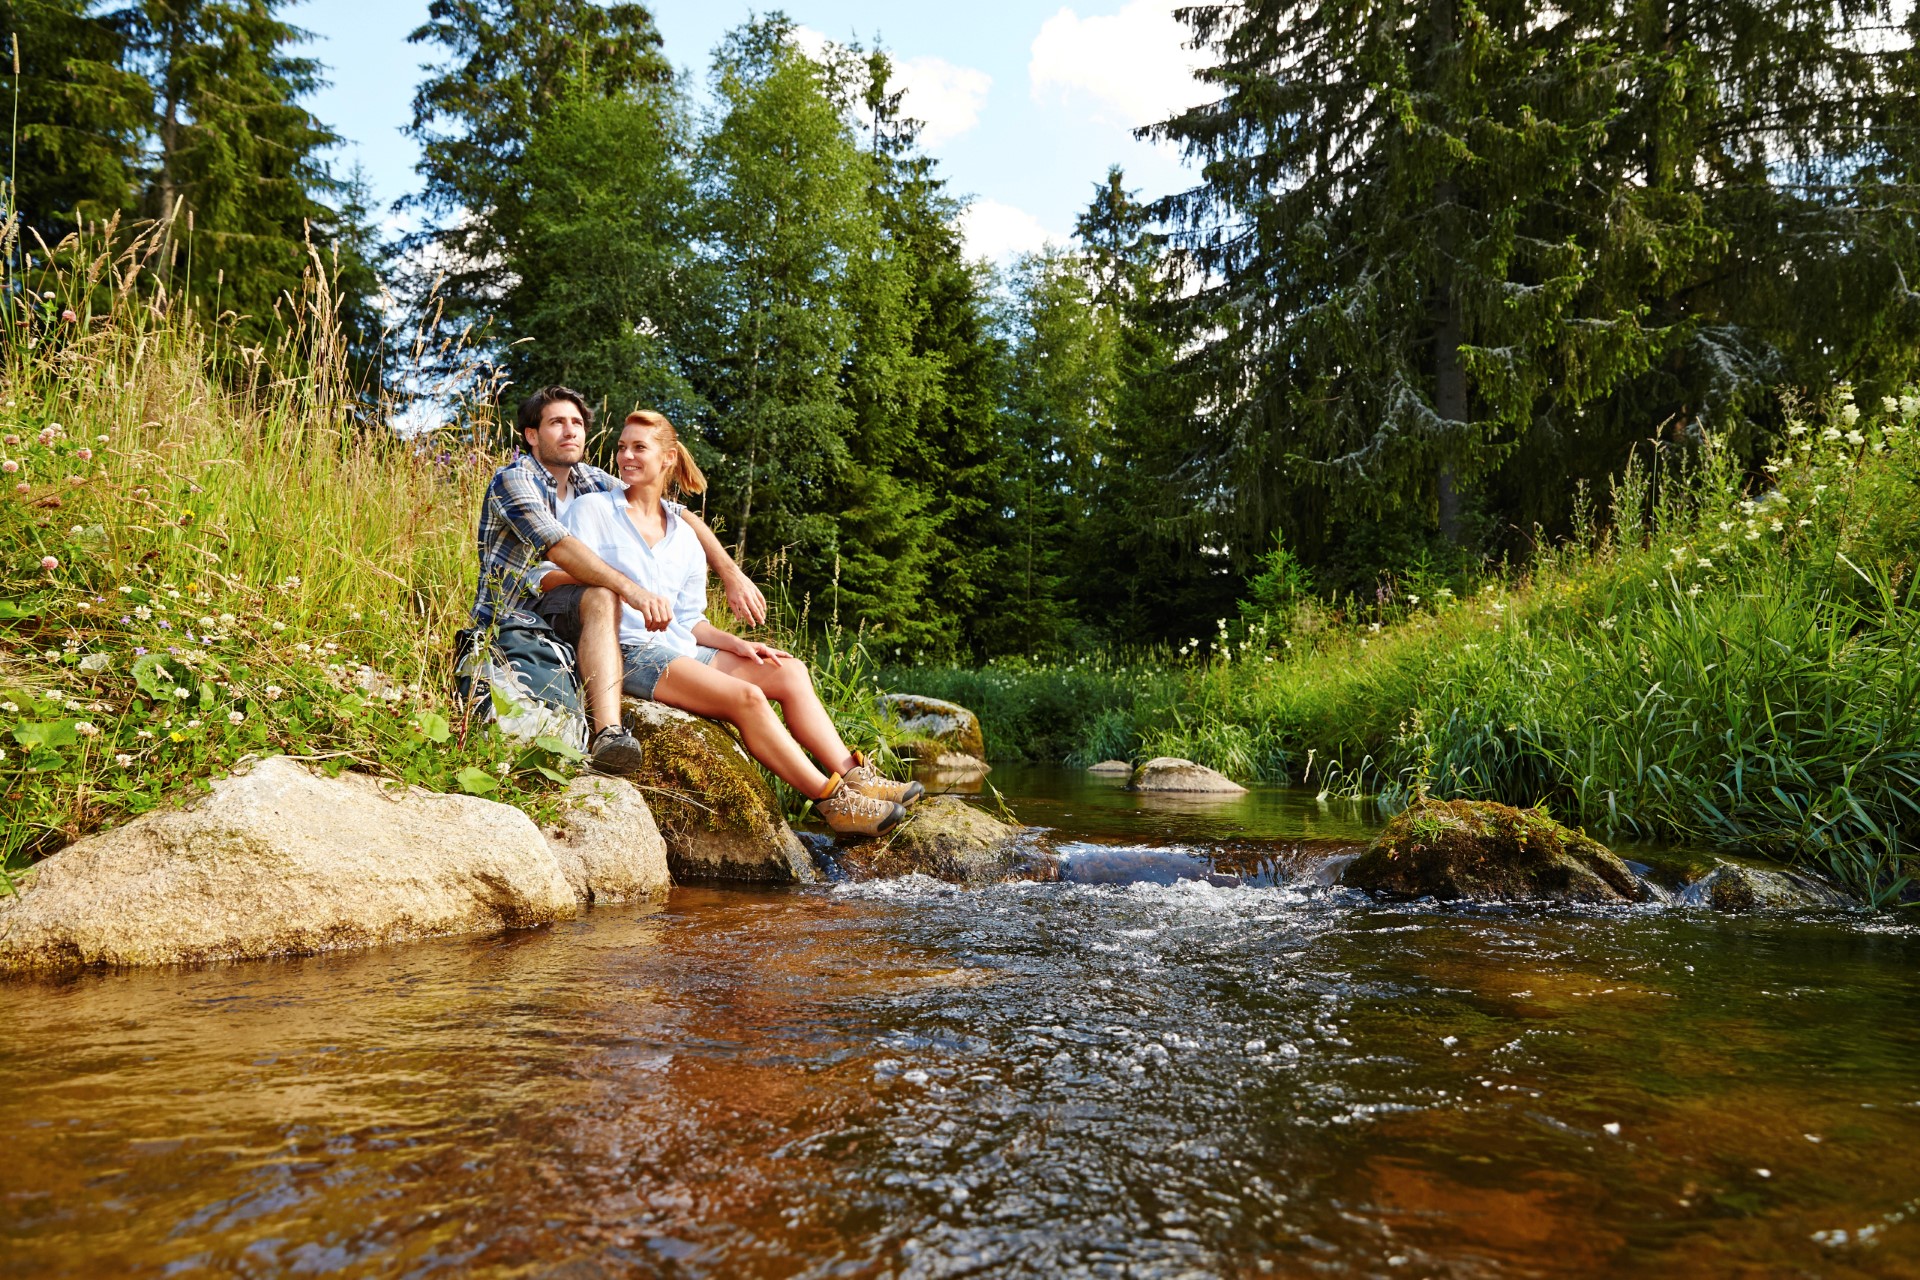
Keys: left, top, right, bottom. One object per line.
{"left": 887, "top": 390, "right": 1920, "bottom": 905}
{"left": 0, "top": 232, "right": 903, "bottom": 887}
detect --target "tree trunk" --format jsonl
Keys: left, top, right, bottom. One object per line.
{"left": 1430, "top": 0, "right": 1465, "bottom": 545}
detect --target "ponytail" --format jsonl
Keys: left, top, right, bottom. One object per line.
{"left": 624, "top": 409, "right": 707, "bottom": 497}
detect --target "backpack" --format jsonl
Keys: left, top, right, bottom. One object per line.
{"left": 453, "top": 613, "right": 589, "bottom": 753}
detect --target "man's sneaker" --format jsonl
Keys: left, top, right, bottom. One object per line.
{"left": 587, "top": 725, "right": 645, "bottom": 775}
{"left": 816, "top": 774, "right": 907, "bottom": 837}
{"left": 844, "top": 751, "right": 924, "bottom": 807}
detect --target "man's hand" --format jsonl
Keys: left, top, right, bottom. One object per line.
{"left": 721, "top": 566, "right": 768, "bottom": 628}
{"left": 620, "top": 584, "right": 674, "bottom": 631}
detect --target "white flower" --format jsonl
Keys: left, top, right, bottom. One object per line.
{"left": 1787, "top": 424, "right": 1808, "bottom": 438}
{"left": 135, "top": 729, "right": 153, "bottom": 739}
{"left": 133, "top": 605, "right": 151, "bottom": 620}
{"left": 185, "top": 718, "right": 201, "bottom": 729}
{"left": 114, "top": 753, "right": 132, "bottom": 768}
{"left": 1687, "top": 584, "right": 1703, "bottom": 598}
{"left": 78, "top": 653, "right": 109, "bottom": 672}
{"left": 1770, "top": 520, "right": 1783, "bottom": 532}
{"left": 264, "top": 685, "right": 284, "bottom": 700}
{"left": 1840, "top": 402, "right": 1861, "bottom": 427}
{"left": 1598, "top": 616, "right": 1617, "bottom": 630}
{"left": 1407, "top": 594, "right": 1421, "bottom": 605}
{"left": 166, "top": 589, "right": 180, "bottom": 599}
{"left": 64, "top": 698, "right": 84, "bottom": 711}
{"left": 118, "top": 585, "right": 133, "bottom": 594}
{"left": 1696, "top": 557, "right": 1713, "bottom": 568}
{"left": 173, "top": 687, "right": 190, "bottom": 699}
{"left": 495, "top": 759, "right": 511, "bottom": 774}
{"left": 227, "top": 711, "right": 244, "bottom": 725}
{"left": 43, "top": 649, "right": 60, "bottom": 662}
{"left": 1822, "top": 427, "right": 1843, "bottom": 441}
{"left": 294, "top": 643, "right": 311, "bottom": 654}
{"left": 198, "top": 616, "right": 216, "bottom": 629}
{"left": 1797, "top": 518, "right": 1813, "bottom": 527}
{"left": 0, "top": 701, "right": 14, "bottom": 713}
{"left": 271, "top": 621, "right": 285, "bottom": 632}
{"left": 73, "top": 721, "right": 99, "bottom": 737}
{"left": 218, "top": 613, "right": 235, "bottom": 626}
{"left": 1745, "top": 529, "right": 1760, "bottom": 541}
{"left": 1845, "top": 430, "right": 1865, "bottom": 446}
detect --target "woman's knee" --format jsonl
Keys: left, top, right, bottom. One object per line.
{"left": 732, "top": 681, "right": 772, "bottom": 719}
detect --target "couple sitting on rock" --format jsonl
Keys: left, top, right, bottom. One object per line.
{"left": 461, "top": 385, "right": 921, "bottom": 837}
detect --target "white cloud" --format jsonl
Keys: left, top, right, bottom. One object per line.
{"left": 959, "top": 199, "right": 1060, "bottom": 262}
{"left": 892, "top": 56, "right": 992, "bottom": 148}
{"left": 1029, "top": 0, "right": 1209, "bottom": 129}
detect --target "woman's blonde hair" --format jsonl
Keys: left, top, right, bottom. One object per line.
{"left": 623, "top": 409, "right": 707, "bottom": 497}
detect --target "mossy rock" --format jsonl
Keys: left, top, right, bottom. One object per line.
{"left": 620, "top": 699, "right": 815, "bottom": 884}
{"left": 877, "top": 694, "right": 987, "bottom": 761}
{"left": 1677, "top": 862, "right": 1856, "bottom": 912}
{"left": 1341, "top": 798, "right": 1647, "bottom": 904}
{"left": 824, "top": 796, "right": 1057, "bottom": 885}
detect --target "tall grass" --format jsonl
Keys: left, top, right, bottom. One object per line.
{"left": 0, "top": 219, "right": 887, "bottom": 878}
{"left": 888, "top": 390, "right": 1920, "bottom": 904}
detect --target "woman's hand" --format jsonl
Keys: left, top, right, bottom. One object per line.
{"left": 721, "top": 567, "right": 769, "bottom": 628}
{"left": 725, "top": 636, "right": 791, "bottom": 665}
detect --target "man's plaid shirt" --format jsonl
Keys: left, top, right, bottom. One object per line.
{"left": 469, "top": 455, "right": 623, "bottom": 627}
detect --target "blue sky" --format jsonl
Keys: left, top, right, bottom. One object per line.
{"left": 291, "top": 0, "right": 1212, "bottom": 260}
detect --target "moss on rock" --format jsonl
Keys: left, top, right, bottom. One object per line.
{"left": 1341, "top": 798, "right": 1647, "bottom": 904}
{"left": 620, "top": 699, "right": 814, "bottom": 883}
{"left": 824, "top": 796, "right": 1057, "bottom": 885}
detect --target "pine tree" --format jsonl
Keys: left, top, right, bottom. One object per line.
{"left": 508, "top": 68, "right": 695, "bottom": 433}
{"left": 401, "top": 0, "right": 670, "bottom": 361}
{"left": 683, "top": 16, "right": 868, "bottom": 594}
{"left": 1, "top": 0, "right": 148, "bottom": 244}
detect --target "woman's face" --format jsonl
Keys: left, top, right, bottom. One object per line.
{"left": 615, "top": 424, "right": 671, "bottom": 489}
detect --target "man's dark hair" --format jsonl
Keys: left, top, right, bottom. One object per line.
{"left": 516, "top": 386, "right": 593, "bottom": 442}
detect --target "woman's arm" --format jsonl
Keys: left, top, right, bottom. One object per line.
{"left": 691, "top": 620, "right": 791, "bottom": 666}
{"left": 679, "top": 508, "right": 768, "bottom": 626}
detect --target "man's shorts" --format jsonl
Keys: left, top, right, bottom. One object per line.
{"left": 532, "top": 582, "right": 592, "bottom": 645}
{"left": 535, "top": 585, "right": 717, "bottom": 698}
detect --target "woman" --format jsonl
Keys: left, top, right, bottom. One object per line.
{"left": 540, "top": 410, "right": 921, "bottom": 837}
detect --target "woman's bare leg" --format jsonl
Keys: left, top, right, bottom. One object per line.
{"left": 651, "top": 658, "right": 832, "bottom": 796}
{"left": 709, "top": 652, "right": 857, "bottom": 775}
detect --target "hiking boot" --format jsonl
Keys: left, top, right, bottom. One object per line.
{"left": 816, "top": 774, "right": 907, "bottom": 837}
{"left": 843, "top": 751, "right": 924, "bottom": 808}
{"left": 587, "top": 725, "right": 645, "bottom": 775}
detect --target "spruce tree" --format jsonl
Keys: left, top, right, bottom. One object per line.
{"left": 135, "top": 0, "right": 373, "bottom": 344}
{"left": 1, "top": 0, "right": 148, "bottom": 244}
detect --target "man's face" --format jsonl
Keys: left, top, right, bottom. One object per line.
{"left": 525, "top": 399, "right": 588, "bottom": 468}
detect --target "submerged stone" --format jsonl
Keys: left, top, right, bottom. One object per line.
{"left": 1087, "top": 760, "right": 1132, "bottom": 776}
{"left": 1341, "top": 798, "right": 1648, "bottom": 904}
{"left": 1678, "top": 862, "right": 1857, "bottom": 912}
{"left": 620, "top": 698, "right": 815, "bottom": 884}
{"left": 1126, "top": 757, "right": 1248, "bottom": 794}
{"left": 0, "top": 755, "right": 580, "bottom": 974}
{"left": 822, "top": 795, "right": 1057, "bottom": 885}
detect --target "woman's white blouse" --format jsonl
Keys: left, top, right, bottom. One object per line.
{"left": 546, "top": 492, "right": 708, "bottom": 654}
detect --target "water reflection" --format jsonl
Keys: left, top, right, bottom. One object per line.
{"left": 3, "top": 847, "right": 1919, "bottom": 1276}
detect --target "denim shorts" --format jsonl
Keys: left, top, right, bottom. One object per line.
{"left": 622, "top": 641, "right": 717, "bottom": 699}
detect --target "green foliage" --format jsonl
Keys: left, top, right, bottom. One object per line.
{"left": 888, "top": 391, "right": 1920, "bottom": 903}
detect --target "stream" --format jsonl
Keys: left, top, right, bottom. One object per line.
{"left": 2, "top": 766, "right": 1916, "bottom": 1277}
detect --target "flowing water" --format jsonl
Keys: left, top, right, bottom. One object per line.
{"left": 3, "top": 766, "right": 1917, "bottom": 1278}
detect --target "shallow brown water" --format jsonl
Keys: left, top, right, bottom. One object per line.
{"left": 3, "top": 772, "right": 1918, "bottom": 1278}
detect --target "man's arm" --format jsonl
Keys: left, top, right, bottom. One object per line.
{"left": 544, "top": 536, "right": 672, "bottom": 630}
{"left": 679, "top": 508, "right": 768, "bottom": 626}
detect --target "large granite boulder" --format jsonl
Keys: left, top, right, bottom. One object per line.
{"left": 0, "top": 755, "right": 580, "bottom": 974}
{"left": 877, "top": 693, "right": 987, "bottom": 761}
{"left": 543, "top": 774, "right": 671, "bottom": 903}
{"left": 824, "top": 796, "right": 1056, "bottom": 885}
{"left": 1127, "top": 757, "right": 1248, "bottom": 794}
{"left": 620, "top": 698, "right": 815, "bottom": 883}
{"left": 1342, "top": 798, "right": 1648, "bottom": 904}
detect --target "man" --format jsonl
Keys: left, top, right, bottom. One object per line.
{"left": 467, "top": 385, "right": 766, "bottom": 772}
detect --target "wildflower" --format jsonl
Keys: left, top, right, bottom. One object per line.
{"left": 1696, "top": 557, "right": 1713, "bottom": 568}
{"left": 1598, "top": 616, "right": 1617, "bottom": 630}
{"left": 119, "top": 585, "right": 133, "bottom": 594}
{"left": 1408, "top": 594, "right": 1421, "bottom": 605}
{"left": 0, "top": 701, "right": 15, "bottom": 713}
{"left": 1787, "top": 424, "right": 1808, "bottom": 438}
{"left": 218, "top": 613, "right": 235, "bottom": 626}
{"left": 78, "top": 653, "right": 109, "bottom": 672}
{"left": 495, "top": 759, "right": 511, "bottom": 775}
{"left": 228, "top": 711, "right": 244, "bottom": 725}
{"left": 1687, "top": 584, "right": 1703, "bottom": 598}
{"left": 40, "top": 555, "right": 57, "bottom": 571}
{"left": 168, "top": 731, "right": 183, "bottom": 743}
{"left": 43, "top": 649, "right": 59, "bottom": 661}
{"left": 264, "top": 685, "right": 284, "bottom": 700}
{"left": 157, "top": 620, "right": 170, "bottom": 630}
{"left": 1, "top": 435, "right": 14, "bottom": 447}
{"left": 95, "top": 434, "right": 108, "bottom": 444}
{"left": 66, "top": 475, "right": 81, "bottom": 487}
{"left": 1840, "top": 402, "right": 1862, "bottom": 427}
{"left": 74, "top": 721, "right": 99, "bottom": 737}
{"left": 1845, "top": 430, "right": 1865, "bottom": 447}
{"left": 166, "top": 589, "right": 180, "bottom": 599}
{"left": 75, "top": 448, "right": 92, "bottom": 462}
{"left": 271, "top": 621, "right": 285, "bottom": 632}
{"left": 1, "top": 460, "right": 15, "bottom": 473}
{"left": 1822, "top": 427, "right": 1843, "bottom": 441}
{"left": 61, "top": 308, "right": 76, "bottom": 323}
{"left": 1718, "top": 521, "right": 1733, "bottom": 532}
{"left": 133, "top": 646, "right": 147, "bottom": 656}
{"left": 1770, "top": 519, "right": 1784, "bottom": 532}
{"left": 136, "top": 729, "right": 153, "bottom": 739}
{"left": 64, "top": 698, "right": 83, "bottom": 710}
{"left": 1744, "top": 529, "right": 1760, "bottom": 541}
{"left": 173, "top": 687, "right": 190, "bottom": 699}
{"left": 294, "top": 642, "right": 311, "bottom": 654}
{"left": 133, "top": 605, "right": 151, "bottom": 620}
{"left": 1797, "top": 518, "right": 1813, "bottom": 527}
{"left": 185, "top": 718, "right": 201, "bottom": 730}
{"left": 198, "top": 616, "right": 216, "bottom": 629}
{"left": 12, "top": 483, "right": 25, "bottom": 495}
